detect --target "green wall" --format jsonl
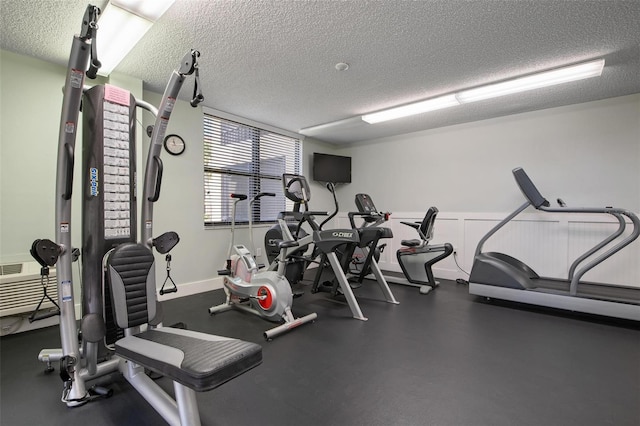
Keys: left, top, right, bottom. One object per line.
{"left": 0, "top": 49, "right": 339, "bottom": 295}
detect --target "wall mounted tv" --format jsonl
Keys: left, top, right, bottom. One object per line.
{"left": 312, "top": 152, "right": 352, "bottom": 183}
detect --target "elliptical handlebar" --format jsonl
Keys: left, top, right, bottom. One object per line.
{"left": 253, "top": 192, "right": 276, "bottom": 200}
{"left": 351, "top": 193, "right": 391, "bottom": 228}
{"left": 348, "top": 211, "right": 390, "bottom": 229}
{"left": 319, "top": 182, "right": 338, "bottom": 230}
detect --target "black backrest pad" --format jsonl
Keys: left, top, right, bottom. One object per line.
{"left": 420, "top": 207, "right": 438, "bottom": 240}
{"left": 107, "top": 243, "right": 156, "bottom": 329}
{"left": 512, "top": 167, "right": 549, "bottom": 208}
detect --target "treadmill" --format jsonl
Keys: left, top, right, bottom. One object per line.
{"left": 469, "top": 167, "right": 640, "bottom": 321}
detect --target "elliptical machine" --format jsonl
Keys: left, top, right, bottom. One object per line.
{"left": 267, "top": 174, "right": 399, "bottom": 321}
{"left": 209, "top": 192, "right": 317, "bottom": 340}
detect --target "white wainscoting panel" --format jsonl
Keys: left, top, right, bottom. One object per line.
{"left": 336, "top": 210, "right": 640, "bottom": 288}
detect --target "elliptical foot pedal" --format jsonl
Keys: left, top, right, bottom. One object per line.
{"left": 88, "top": 385, "right": 113, "bottom": 400}
{"left": 347, "top": 279, "right": 363, "bottom": 290}
{"left": 419, "top": 286, "right": 432, "bottom": 295}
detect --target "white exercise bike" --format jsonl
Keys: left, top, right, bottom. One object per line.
{"left": 208, "top": 192, "right": 317, "bottom": 340}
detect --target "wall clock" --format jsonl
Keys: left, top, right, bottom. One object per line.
{"left": 163, "top": 134, "right": 186, "bottom": 156}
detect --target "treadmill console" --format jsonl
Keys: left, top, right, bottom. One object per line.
{"left": 512, "top": 167, "right": 550, "bottom": 209}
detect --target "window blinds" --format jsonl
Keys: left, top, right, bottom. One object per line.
{"left": 203, "top": 114, "right": 301, "bottom": 226}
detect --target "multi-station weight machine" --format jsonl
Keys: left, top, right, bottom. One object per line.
{"left": 29, "top": 5, "right": 262, "bottom": 425}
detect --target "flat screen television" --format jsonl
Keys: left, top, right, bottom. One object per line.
{"left": 312, "top": 153, "right": 352, "bottom": 183}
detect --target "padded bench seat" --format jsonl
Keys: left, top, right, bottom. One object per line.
{"left": 115, "top": 327, "right": 262, "bottom": 392}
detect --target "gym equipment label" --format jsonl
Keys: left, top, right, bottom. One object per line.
{"left": 61, "top": 280, "right": 72, "bottom": 302}
{"left": 104, "top": 84, "right": 130, "bottom": 106}
{"left": 90, "top": 168, "right": 99, "bottom": 196}
{"left": 69, "top": 69, "right": 83, "bottom": 88}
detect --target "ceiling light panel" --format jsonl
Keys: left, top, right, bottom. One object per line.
{"left": 362, "top": 94, "right": 460, "bottom": 124}
{"left": 456, "top": 59, "right": 605, "bottom": 103}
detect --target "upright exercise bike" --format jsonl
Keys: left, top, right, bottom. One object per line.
{"left": 347, "top": 193, "right": 393, "bottom": 285}
{"left": 209, "top": 192, "right": 317, "bottom": 340}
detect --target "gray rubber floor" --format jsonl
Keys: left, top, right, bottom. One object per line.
{"left": 1, "top": 278, "right": 638, "bottom": 426}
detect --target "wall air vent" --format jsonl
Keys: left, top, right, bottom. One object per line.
{"left": 0, "top": 263, "right": 23, "bottom": 276}
{"left": 0, "top": 262, "right": 57, "bottom": 317}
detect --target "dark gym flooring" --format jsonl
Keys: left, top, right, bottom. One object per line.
{"left": 1, "top": 277, "right": 639, "bottom": 426}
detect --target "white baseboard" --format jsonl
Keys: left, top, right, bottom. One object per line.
{"left": 157, "top": 276, "right": 223, "bottom": 301}
{"left": 1, "top": 277, "right": 224, "bottom": 335}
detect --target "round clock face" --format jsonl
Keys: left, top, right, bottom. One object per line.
{"left": 164, "top": 134, "right": 185, "bottom": 156}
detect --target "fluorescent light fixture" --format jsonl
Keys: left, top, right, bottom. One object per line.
{"left": 96, "top": 0, "right": 175, "bottom": 76}
{"left": 311, "top": 58, "right": 606, "bottom": 129}
{"left": 456, "top": 59, "right": 605, "bottom": 103}
{"left": 362, "top": 94, "right": 460, "bottom": 124}
{"left": 300, "top": 116, "right": 365, "bottom": 136}
{"left": 110, "top": 0, "right": 176, "bottom": 21}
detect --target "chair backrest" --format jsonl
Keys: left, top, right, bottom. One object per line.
{"left": 420, "top": 207, "right": 439, "bottom": 242}
{"left": 107, "top": 243, "right": 157, "bottom": 329}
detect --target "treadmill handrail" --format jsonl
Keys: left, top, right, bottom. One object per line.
{"left": 568, "top": 209, "right": 639, "bottom": 295}
{"left": 568, "top": 212, "right": 625, "bottom": 280}
{"left": 474, "top": 201, "right": 531, "bottom": 257}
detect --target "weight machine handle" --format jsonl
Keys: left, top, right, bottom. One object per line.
{"left": 148, "top": 155, "right": 163, "bottom": 202}
{"left": 29, "top": 310, "right": 60, "bottom": 323}
{"left": 62, "top": 143, "right": 74, "bottom": 200}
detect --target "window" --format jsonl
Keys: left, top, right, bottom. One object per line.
{"left": 203, "top": 112, "right": 302, "bottom": 226}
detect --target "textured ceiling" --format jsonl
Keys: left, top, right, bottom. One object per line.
{"left": 1, "top": 0, "right": 639, "bottom": 144}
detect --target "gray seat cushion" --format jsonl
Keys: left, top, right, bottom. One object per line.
{"left": 115, "top": 327, "right": 262, "bottom": 392}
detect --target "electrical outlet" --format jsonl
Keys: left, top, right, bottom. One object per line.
{"left": 256, "top": 247, "right": 262, "bottom": 256}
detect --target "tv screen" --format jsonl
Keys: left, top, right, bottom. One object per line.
{"left": 312, "top": 153, "right": 351, "bottom": 183}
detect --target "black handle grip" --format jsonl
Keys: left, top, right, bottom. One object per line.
{"left": 86, "top": 59, "right": 101, "bottom": 79}
{"left": 231, "top": 193, "right": 248, "bottom": 200}
{"left": 63, "top": 143, "right": 74, "bottom": 200}
{"left": 29, "top": 310, "right": 60, "bottom": 323}
{"left": 190, "top": 94, "right": 204, "bottom": 107}
{"left": 159, "top": 287, "right": 178, "bottom": 296}
{"left": 148, "top": 156, "right": 163, "bottom": 202}
{"left": 256, "top": 192, "right": 276, "bottom": 198}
